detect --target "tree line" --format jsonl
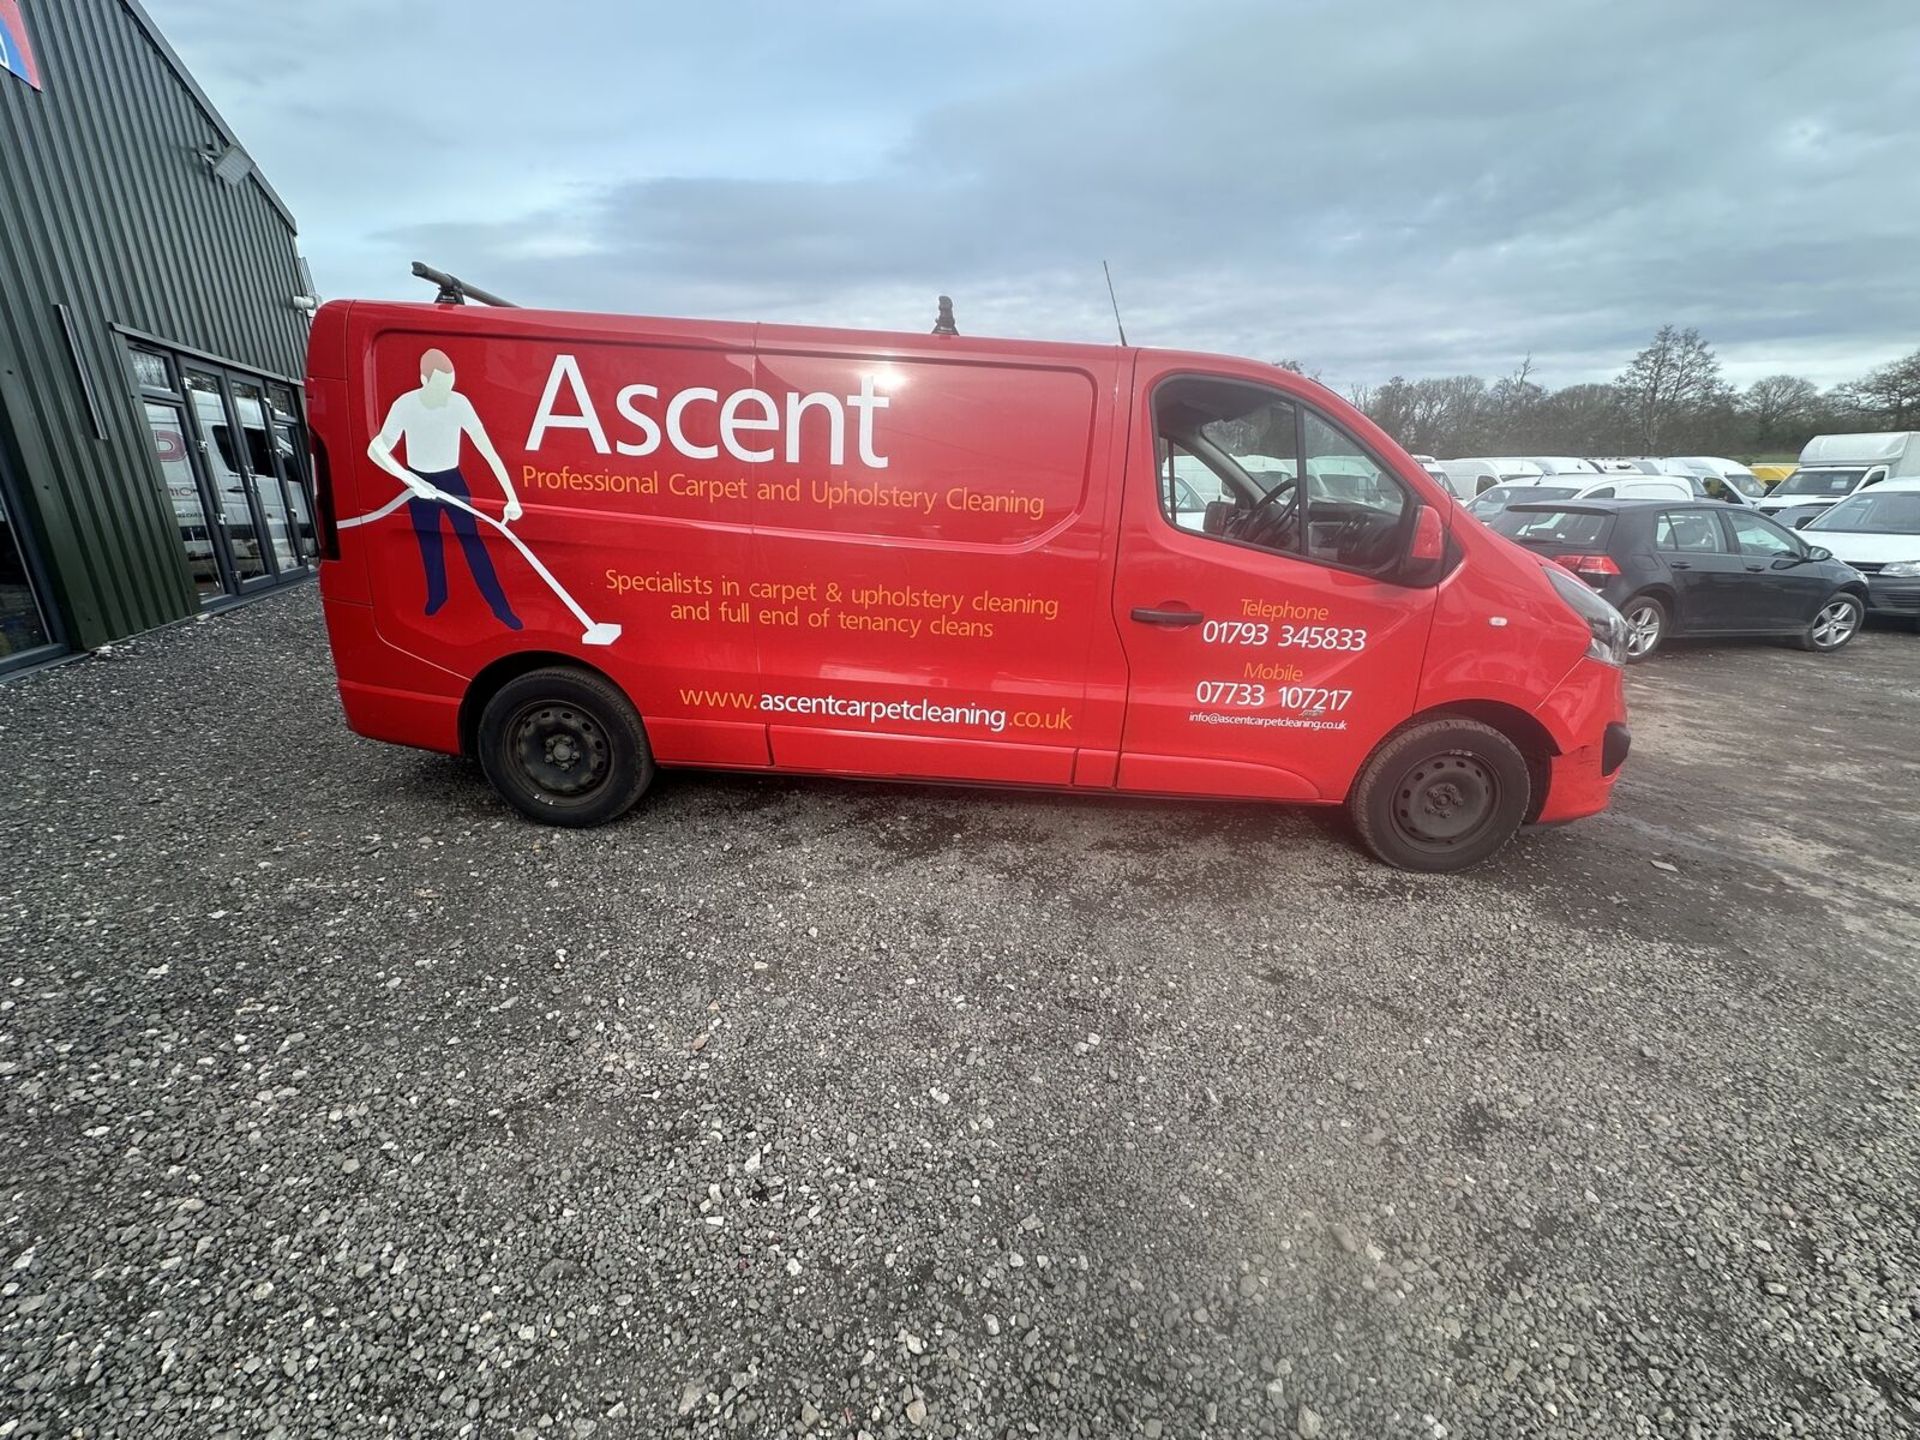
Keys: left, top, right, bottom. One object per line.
{"left": 1315, "top": 330, "right": 1920, "bottom": 461}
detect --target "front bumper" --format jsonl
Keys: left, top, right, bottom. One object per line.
{"left": 1865, "top": 576, "right": 1920, "bottom": 616}
{"left": 1532, "top": 657, "right": 1629, "bottom": 825}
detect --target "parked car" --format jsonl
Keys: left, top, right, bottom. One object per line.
{"left": 1660, "top": 457, "right": 1766, "bottom": 505}
{"left": 1799, "top": 477, "right": 1920, "bottom": 619}
{"left": 1490, "top": 499, "right": 1869, "bottom": 660}
{"left": 1756, "top": 432, "right": 1920, "bottom": 517}
{"left": 1468, "top": 474, "right": 1691, "bottom": 521}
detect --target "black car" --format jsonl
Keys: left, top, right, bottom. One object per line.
{"left": 1490, "top": 500, "right": 1870, "bottom": 661}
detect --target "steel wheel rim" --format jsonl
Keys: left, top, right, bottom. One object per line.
{"left": 1625, "top": 603, "right": 1662, "bottom": 657}
{"left": 1812, "top": 600, "right": 1858, "bottom": 648}
{"left": 509, "top": 701, "right": 612, "bottom": 800}
{"left": 1392, "top": 753, "right": 1500, "bottom": 851}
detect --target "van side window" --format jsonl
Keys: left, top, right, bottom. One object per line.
{"left": 1154, "top": 378, "right": 1304, "bottom": 556}
{"left": 1152, "top": 378, "right": 1412, "bottom": 574}
{"left": 1654, "top": 511, "right": 1724, "bottom": 553}
{"left": 1159, "top": 441, "right": 1234, "bottom": 532}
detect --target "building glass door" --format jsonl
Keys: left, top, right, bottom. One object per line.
{"left": 229, "top": 378, "right": 301, "bottom": 572}
{"left": 139, "top": 399, "right": 228, "bottom": 601}
{"left": 267, "top": 383, "right": 315, "bottom": 562}
{"left": 183, "top": 369, "right": 270, "bottom": 587}
{"left": 0, "top": 487, "right": 56, "bottom": 664}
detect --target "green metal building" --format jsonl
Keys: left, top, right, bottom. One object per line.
{"left": 0, "top": 0, "right": 316, "bottom": 672}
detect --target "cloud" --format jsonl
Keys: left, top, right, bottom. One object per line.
{"left": 152, "top": 0, "right": 1920, "bottom": 389}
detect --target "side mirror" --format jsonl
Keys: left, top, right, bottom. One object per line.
{"left": 1201, "top": 499, "right": 1237, "bottom": 536}
{"left": 1806, "top": 546, "right": 1832, "bottom": 562}
{"left": 1396, "top": 505, "right": 1450, "bottom": 587}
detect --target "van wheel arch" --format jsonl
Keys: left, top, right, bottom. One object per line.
{"left": 1382, "top": 702, "right": 1558, "bottom": 824}
{"left": 459, "top": 651, "right": 640, "bottom": 759}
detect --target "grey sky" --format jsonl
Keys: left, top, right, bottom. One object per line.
{"left": 151, "top": 0, "right": 1920, "bottom": 392}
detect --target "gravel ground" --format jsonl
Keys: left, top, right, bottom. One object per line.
{"left": 2, "top": 586, "right": 1917, "bottom": 1439}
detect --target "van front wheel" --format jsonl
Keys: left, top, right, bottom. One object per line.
{"left": 476, "top": 667, "right": 654, "bottom": 827}
{"left": 1349, "top": 719, "right": 1531, "bottom": 872}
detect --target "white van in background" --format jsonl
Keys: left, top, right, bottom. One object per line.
{"left": 1660, "top": 456, "right": 1764, "bottom": 505}
{"left": 1521, "top": 456, "right": 1600, "bottom": 476}
{"left": 1439, "top": 457, "right": 1543, "bottom": 499}
{"left": 1757, "top": 433, "right": 1920, "bottom": 517}
{"left": 1467, "top": 473, "right": 1691, "bottom": 521}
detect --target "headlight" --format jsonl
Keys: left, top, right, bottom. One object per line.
{"left": 1544, "top": 564, "right": 1628, "bottom": 666}
{"left": 1881, "top": 559, "right": 1920, "bottom": 578}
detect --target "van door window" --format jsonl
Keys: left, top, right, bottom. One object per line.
{"left": 1153, "top": 379, "right": 1412, "bottom": 574}
{"left": 1160, "top": 442, "right": 1235, "bottom": 533}
{"left": 1154, "top": 378, "right": 1303, "bottom": 554}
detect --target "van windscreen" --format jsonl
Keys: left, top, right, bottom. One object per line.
{"left": 1773, "top": 468, "right": 1865, "bottom": 497}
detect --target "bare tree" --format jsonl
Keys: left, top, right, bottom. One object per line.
{"left": 1615, "top": 325, "right": 1725, "bottom": 451}
{"left": 1487, "top": 355, "right": 1546, "bottom": 451}
{"left": 1741, "top": 375, "right": 1821, "bottom": 452}
{"left": 1832, "top": 350, "right": 1920, "bottom": 430}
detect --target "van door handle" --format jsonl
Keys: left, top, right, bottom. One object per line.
{"left": 1131, "top": 606, "right": 1205, "bottom": 626}
{"left": 1668, "top": 561, "right": 1692, "bottom": 570}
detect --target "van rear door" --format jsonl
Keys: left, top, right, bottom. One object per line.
{"left": 1110, "top": 367, "right": 1438, "bottom": 801}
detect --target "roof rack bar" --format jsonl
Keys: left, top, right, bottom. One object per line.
{"left": 411, "top": 261, "right": 517, "bottom": 308}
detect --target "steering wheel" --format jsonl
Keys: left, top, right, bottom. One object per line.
{"left": 1231, "top": 479, "right": 1302, "bottom": 550}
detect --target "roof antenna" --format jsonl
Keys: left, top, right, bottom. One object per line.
{"left": 932, "top": 294, "right": 958, "bottom": 336}
{"left": 1102, "top": 260, "right": 1128, "bottom": 346}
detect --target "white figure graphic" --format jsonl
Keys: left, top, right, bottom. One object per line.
{"left": 345, "top": 348, "right": 619, "bottom": 646}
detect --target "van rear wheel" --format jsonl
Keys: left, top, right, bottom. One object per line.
{"left": 1349, "top": 718, "right": 1531, "bottom": 872}
{"left": 476, "top": 667, "right": 653, "bottom": 827}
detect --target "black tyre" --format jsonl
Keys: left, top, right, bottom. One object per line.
{"left": 1796, "top": 591, "right": 1864, "bottom": 653}
{"left": 1619, "top": 593, "right": 1668, "bottom": 663}
{"left": 1350, "top": 718, "right": 1531, "bottom": 872}
{"left": 476, "top": 667, "right": 653, "bottom": 827}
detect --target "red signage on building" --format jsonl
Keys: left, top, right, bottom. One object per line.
{"left": 0, "top": 0, "right": 42, "bottom": 91}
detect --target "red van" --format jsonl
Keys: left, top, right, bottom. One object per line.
{"left": 305, "top": 301, "right": 1629, "bottom": 871}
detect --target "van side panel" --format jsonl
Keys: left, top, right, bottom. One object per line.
{"left": 321, "top": 599, "right": 465, "bottom": 752}
{"left": 747, "top": 342, "right": 1122, "bottom": 782}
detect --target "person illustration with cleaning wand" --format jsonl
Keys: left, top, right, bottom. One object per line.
{"left": 365, "top": 347, "right": 524, "bottom": 630}
{"left": 356, "top": 347, "right": 619, "bottom": 646}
